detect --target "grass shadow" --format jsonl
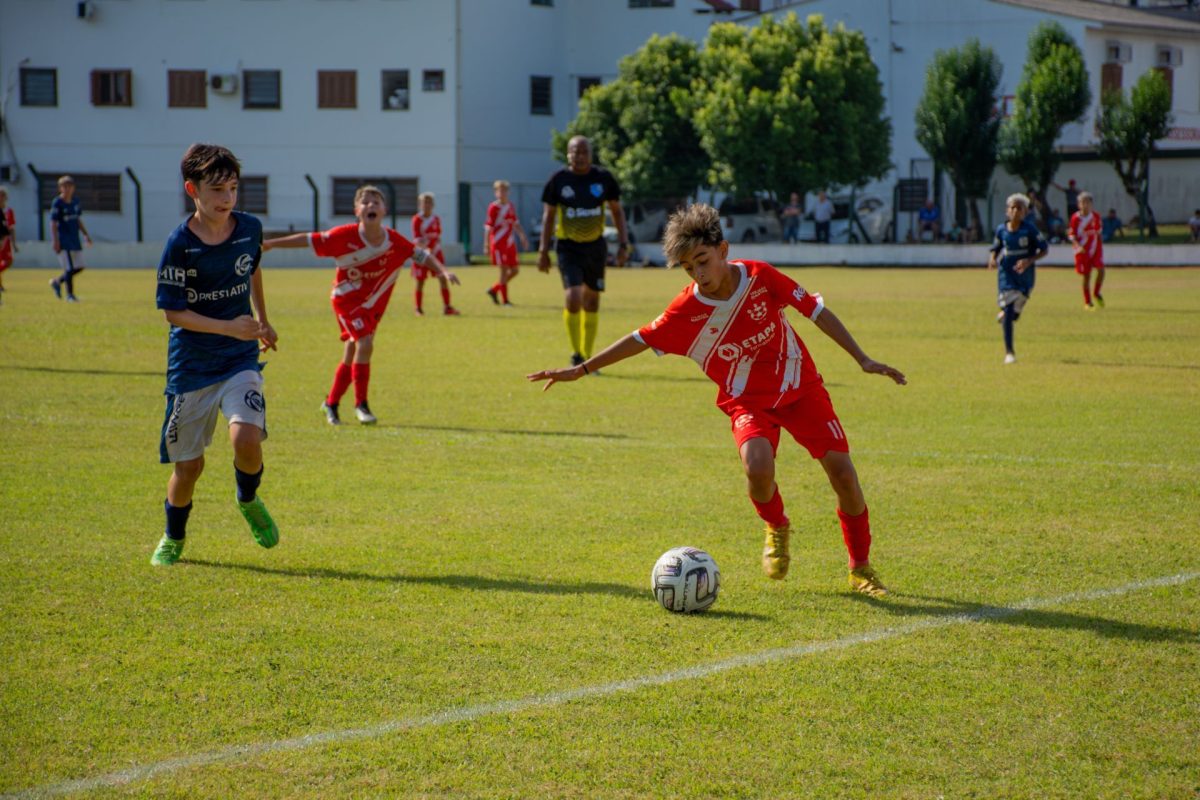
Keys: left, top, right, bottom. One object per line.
{"left": 0, "top": 364, "right": 162, "bottom": 378}
{"left": 187, "top": 558, "right": 647, "bottom": 601}
{"left": 1059, "top": 358, "right": 1200, "bottom": 371}
{"left": 848, "top": 591, "right": 1196, "bottom": 644}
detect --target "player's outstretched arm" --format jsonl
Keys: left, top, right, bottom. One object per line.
{"left": 261, "top": 233, "right": 311, "bottom": 252}
{"left": 422, "top": 252, "right": 460, "bottom": 286}
{"left": 527, "top": 333, "right": 650, "bottom": 391}
{"left": 813, "top": 308, "right": 907, "bottom": 385}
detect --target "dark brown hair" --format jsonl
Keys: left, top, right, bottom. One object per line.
{"left": 181, "top": 143, "right": 241, "bottom": 186}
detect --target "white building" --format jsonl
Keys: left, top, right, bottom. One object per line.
{"left": 0, "top": 0, "right": 1196, "bottom": 254}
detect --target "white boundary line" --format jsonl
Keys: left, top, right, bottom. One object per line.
{"left": 6, "top": 571, "right": 1198, "bottom": 799}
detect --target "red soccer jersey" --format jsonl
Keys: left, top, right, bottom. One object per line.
{"left": 309, "top": 223, "right": 422, "bottom": 311}
{"left": 486, "top": 201, "right": 519, "bottom": 250}
{"left": 412, "top": 213, "right": 442, "bottom": 253}
{"left": 635, "top": 260, "right": 825, "bottom": 413}
{"left": 1069, "top": 211, "right": 1102, "bottom": 257}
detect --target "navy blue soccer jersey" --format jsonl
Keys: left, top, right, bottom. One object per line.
{"left": 156, "top": 212, "right": 264, "bottom": 394}
{"left": 50, "top": 197, "right": 83, "bottom": 250}
{"left": 990, "top": 220, "right": 1047, "bottom": 295}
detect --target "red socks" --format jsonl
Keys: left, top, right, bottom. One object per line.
{"left": 499, "top": 283, "right": 509, "bottom": 303}
{"left": 327, "top": 362, "right": 353, "bottom": 406}
{"left": 414, "top": 287, "right": 424, "bottom": 311}
{"left": 440, "top": 285, "right": 451, "bottom": 307}
{"left": 838, "top": 506, "right": 872, "bottom": 568}
{"left": 352, "top": 363, "right": 371, "bottom": 407}
{"left": 1083, "top": 284, "right": 1092, "bottom": 304}
{"left": 751, "top": 486, "right": 788, "bottom": 528}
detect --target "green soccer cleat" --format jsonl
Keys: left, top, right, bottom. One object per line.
{"left": 1094, "top": 293, "right": 1104, "bottom": 308}
{"left": 848, "top": 564, "right": 889, "bottom": 597}
{"left": 150, "top": 536, "right": 185, "bottom": 566}
{"left": 238, "top": 496, "right": 279, "bottom": 548}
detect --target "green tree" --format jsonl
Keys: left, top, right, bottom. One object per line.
{"left": 553, "top": 34, "right": 707, "bottom": 205}
{"left": 998, "top": 21, "right": 1091, "bottom": 224}
{"left": 691, "top": 13, "right": 891, "bottom": 200}
{"left": 914, "top": 39, "right": 1002, "bottom": 238}
{"left": 1096, "top": 69, "right": 1173, "bottom": 238}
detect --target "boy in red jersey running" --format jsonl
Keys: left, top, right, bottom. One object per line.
{"left": 484, "top": 180, "right": 529, "bottom": 306}
{"left": 411, "top": 192, "right": 459, "bottom": 316}
{"left": 264, "top": 185, "right": 458, "bottom": 426}
{"left": 0, "top": 186, "right": 16, "bottom": 303}
{"left": 528, "top": 204, "right": 906, "bottom": 596}
{"left": 1067, "top": 191, "right": 1105, "bottom": 310}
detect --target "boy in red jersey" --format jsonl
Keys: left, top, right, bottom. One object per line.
{"left": 411, "top": 192, "right": 459, "bottom": 316}
{"left": 264, "top": 185, "right": 458, "bottom": 426}
{"left": 1067, "top": 191, "right": 1105, "bottom": 310}
{"left": 528, "top": 204, "right": 905, "bottom": 596}
{"left": 0, "top": 186, "right": 16, "bottom": 303}
{"left": 484, "top": 180, "right": 529, "bottom": 306}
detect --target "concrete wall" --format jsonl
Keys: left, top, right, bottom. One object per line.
{"left": 11, "top": 240, "right": 467, "bottom": 269}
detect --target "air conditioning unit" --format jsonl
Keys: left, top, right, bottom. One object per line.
{"left": 0, "top": 163, "right": 19, "bottom": 184}
{"left": 210, "top": 73, "right": 239, "bottom": 94}
{"left": 1157, "top": 46, "right": 1182, "bottom": 68}
{"left": 1106, "top": 41, "right": 1132, "bottom": 63}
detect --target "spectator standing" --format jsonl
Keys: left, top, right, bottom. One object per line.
{"left": 1053, "top": 178, "right": 1080, "bottom": 219}
{"left": 1188, "top": 209, "right": 1200, "bottom": 243}
{"left": 811, "top": 190, "right": 835, "bottom": 244}
{"left": 781, "top": 192, "right": 802, "bottom": 244}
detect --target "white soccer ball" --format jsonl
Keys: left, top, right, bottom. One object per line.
{"left": 651, "top": 547, "right": 720, "bottom": 613}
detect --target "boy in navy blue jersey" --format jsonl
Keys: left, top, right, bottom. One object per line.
{"left": 49, "top": 176, "right": 92, "bottom": 302}
{"left": 988, "top": 193, "right": 1048, "bottom": 364}
{"left": 150, "top": 144, "right": 279, "bottom": 566}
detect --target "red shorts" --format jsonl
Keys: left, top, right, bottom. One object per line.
{"left": 1074, "top": 249, "right": 1103, "bottom": 275}
{"left": 334, "top": 293, "right": 393, "bottom": 342}
{"left": 0, "top": 243, "right": 12, "bottom": 272}
{"left": 411, "top": 249, "right": 444, "bottom": 281}
{"left": 490, "top": 242, "right": 519, "bottom": 268}
{"left": 724, "top": 382, "right": 849, "bottom": 459}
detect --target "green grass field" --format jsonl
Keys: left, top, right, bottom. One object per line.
{"left": 1, "top": 263, "right": 1197, "bottom": 799}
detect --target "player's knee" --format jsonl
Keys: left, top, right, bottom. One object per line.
{"left": 174, "top": 457, "right": 204, "bottom": 483}
{"left": 742, "top": 456, "right": 774, "bottom": 489}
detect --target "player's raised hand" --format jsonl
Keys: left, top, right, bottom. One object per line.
{"left": 443, "top": 270, "right": 461, "bottom": 286}
{"left": 861, "top": 358, "right": 907, "bottom": 386}
{"left": 526, "top": 364, "right": 585, "bottom": 392}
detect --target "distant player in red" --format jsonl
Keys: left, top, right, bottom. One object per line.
{"left": 1068, "top": 191, "right": 1105, "bottom": 310}
{"left": 264, "top": 185, "right": 459, "bottom": 426}
{"left": 528, "top": 204, "right": 906, "bottom": 596}
{"left": 484, "top": 180, "right": 529, "bottom": 306}
{"left": 0, "top": 185, "right": 16, "bottom": 302}
{"left": 411, "top": 192, "right": 459, "bottom": 316}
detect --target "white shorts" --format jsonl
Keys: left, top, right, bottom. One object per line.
{"left": 997, "top": 289, "right": 1029, "bottom": 315}
{"left": 159, "top": 369, "right": 267, "bottom": 463}
{"left": 57, "top": 250, "right": 86, "bottom": 271}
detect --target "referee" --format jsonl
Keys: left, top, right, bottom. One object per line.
{"left": 537, "top": 135, "right": 629, "bottom": 367}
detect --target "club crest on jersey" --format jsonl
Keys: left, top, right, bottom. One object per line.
{"left": 561, "top": 186, "right": 575, "bottom": 200}
{"left": 590, "top": 183, "right": 604, "bottom": 198}
{"left": 717, "top": 343, "right": 743, "bottom": 362}
{"left": 234, "top": 253, "right": 254, "bottom": 276}
{"left": 1018, "top": 236, "right": 1028, "bottom": 247}
{"left": 748, "top": 301, "right": 768, "bottom": 322}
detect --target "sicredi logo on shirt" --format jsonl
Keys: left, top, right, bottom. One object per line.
{"left": 564, "top": 207, "right": 602, "bottom": 220}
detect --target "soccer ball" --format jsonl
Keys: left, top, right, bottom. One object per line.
{"left": 651, "top": 547, "right": 720, "bottom": 613}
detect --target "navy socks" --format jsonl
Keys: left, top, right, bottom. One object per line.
{"left": 164, "top": 499, "right": 192, "bottom": 541}
{"left": 235, "top": 464, "right": 263, "bottom": 503}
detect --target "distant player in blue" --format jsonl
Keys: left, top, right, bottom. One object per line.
{"left": 49, "top": 175, "right": 92, "bottom": 302}
{"left": 988, "top": 193, "right": 1048, "bottom": 365}
{"left": 150, "top": 143, "right": 280, "bottom": 566}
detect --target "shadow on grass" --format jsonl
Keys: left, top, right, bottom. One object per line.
{"left": 0, "top": 364, "right": 161, "bottom": 378}
{"left": 185, "top": 559, "right": 771, "bottom": 619}
{"left": 374, "top": 422, "right": 632, "bottom": 440}
{"left": 848, "top": 592, "right": 1196, "bottom": 644}
{"left": 1059, "top": 358, "right": 1200, "bottom": 371}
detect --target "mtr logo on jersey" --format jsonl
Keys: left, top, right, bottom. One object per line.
{"left": 159, "top": 266, "right": 186, "bottom": 287}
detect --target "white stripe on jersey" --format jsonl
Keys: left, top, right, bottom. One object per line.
{"left": 776, "top": 313, "right": 804, "bottom": 404}
{"left": 361, "top": 269, "right": 400, "bottom": 310}
{"left": 491, "top": 202, "right": 513, "bottom": 245}
{"left": 333, "top": 238, "right": 395, "bottom": 270}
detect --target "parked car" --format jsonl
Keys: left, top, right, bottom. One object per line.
{"left": 796, "top": 194, "right": 893, "bottom": 244}
{"left": 604, "top": 226, "right": 665, "bottom": 267}
{"left": 625, "top": 201, "right": 669, "bottom": 244}
{"left": 718, "top": 196, "right": 782, "bottom": 243}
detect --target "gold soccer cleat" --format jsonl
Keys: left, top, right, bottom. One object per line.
{"left": 761, "top": 522, "right": 791, "bottom": 580}
{"left": 848, "top": 565, "right": 889, "bottom": 598}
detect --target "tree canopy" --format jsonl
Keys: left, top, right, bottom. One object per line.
{"left": 1096, "top": 69, "right": 1173, "bottom": 237}
{"left": 914, "top": 39, "right": 1002, "bottom": 235}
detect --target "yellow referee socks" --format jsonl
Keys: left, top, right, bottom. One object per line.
{"left": 582, "top": 310, "right": 599, "bottom": 359}
{"left": 564, "top": 309, "right": 583, "bottom": 356}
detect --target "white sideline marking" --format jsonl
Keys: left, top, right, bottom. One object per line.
{"left": 7, "top": 571, "right": 1198, "bottom": 799}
